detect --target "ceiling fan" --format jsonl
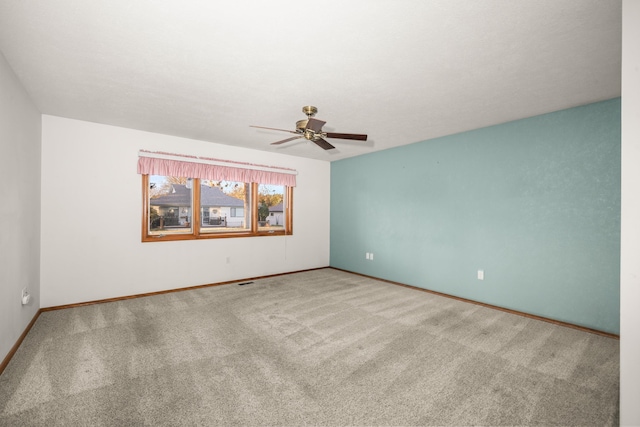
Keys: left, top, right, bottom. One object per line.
{"left": 250, "top": 106, "right": 368, "bottom": 150}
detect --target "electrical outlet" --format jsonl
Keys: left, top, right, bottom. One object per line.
{"left": 477, "top": 270, "right": 484, "bottom": 280}
{"left": 21, "top": 288, "right": 31, "bottom": 305}
{"left": 366, "top": 252, "right": 370, "bottom": 260}
{"left": 370, "top": 253, "right": 374, "bottom": 260}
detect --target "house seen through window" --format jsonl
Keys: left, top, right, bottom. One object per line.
{"left": 144, "top": 175, "right": 291, "bottom": 241}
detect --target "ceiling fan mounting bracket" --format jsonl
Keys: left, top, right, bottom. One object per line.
{"left": 302, "top": 105, "right": 318, "bottom": 118}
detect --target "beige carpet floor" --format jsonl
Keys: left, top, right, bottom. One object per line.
{"left": 0, "top": 268, "right": 619, "bottom": 426}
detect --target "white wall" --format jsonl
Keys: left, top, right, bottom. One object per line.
{"left": 621, "top": 2, "right": 640, "bottom": 425}
{"left": 0, "top": 52, "right": 41, "bottom": 362}
{"left": 40, "top": 116, "right": 330, "bottom": 307}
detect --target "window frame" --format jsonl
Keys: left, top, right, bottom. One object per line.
{"left": 141, "top": 175, "right": 293, "bottom": 242}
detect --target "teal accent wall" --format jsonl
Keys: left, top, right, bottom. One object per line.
{"left": 331, "top": 99, "right": 621, "bottom": 334}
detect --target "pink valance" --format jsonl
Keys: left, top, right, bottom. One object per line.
{"left": 137, "top": 151, "right": 297, "bottom": 187}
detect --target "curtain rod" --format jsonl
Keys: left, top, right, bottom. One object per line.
{"left": 138, "top": 150, "right": 298, "bottom": 175}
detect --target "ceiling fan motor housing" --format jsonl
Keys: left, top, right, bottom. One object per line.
{"left": 295, "top": 119, "right": 308, "bottom": 133}
{"left": 296, "top": 106, "right": 318, "bottom": 132}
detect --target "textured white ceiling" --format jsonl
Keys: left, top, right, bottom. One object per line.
{"left": 0, "top": 1, "right": 622, "bottom": 161}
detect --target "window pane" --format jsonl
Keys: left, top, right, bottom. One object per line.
{"left": 258, "top": 184, "right": 285, "bottom": 232}
{"left": 200, "top": 181, "right": 251, "bottom": 234}
{"left": 148, "top": 175, "right": 193, "bottom": 235}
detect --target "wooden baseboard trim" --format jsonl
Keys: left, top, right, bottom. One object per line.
{"left": 41, "top": 267, "right": 330, "bottom": 312}
{"left": 331, "top": 267, "right": 619, "bottom": 340}
{"left": 0, "top": 309, "right": 42, "bottom": 376}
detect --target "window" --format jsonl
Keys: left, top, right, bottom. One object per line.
{"left": 142, "top": 175, "right": 293, "bottom": 242}
{"left": 199, "top": 180, "right": 251, "bottom": 235}
{"left": 148, "top": 176, "right": 193, "bottom": 236}
{"left": 258, "top": 184, "right": 285, "bottom": 231}
{"left": 138, "top": 150, "right": 295, "bottom": 242}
